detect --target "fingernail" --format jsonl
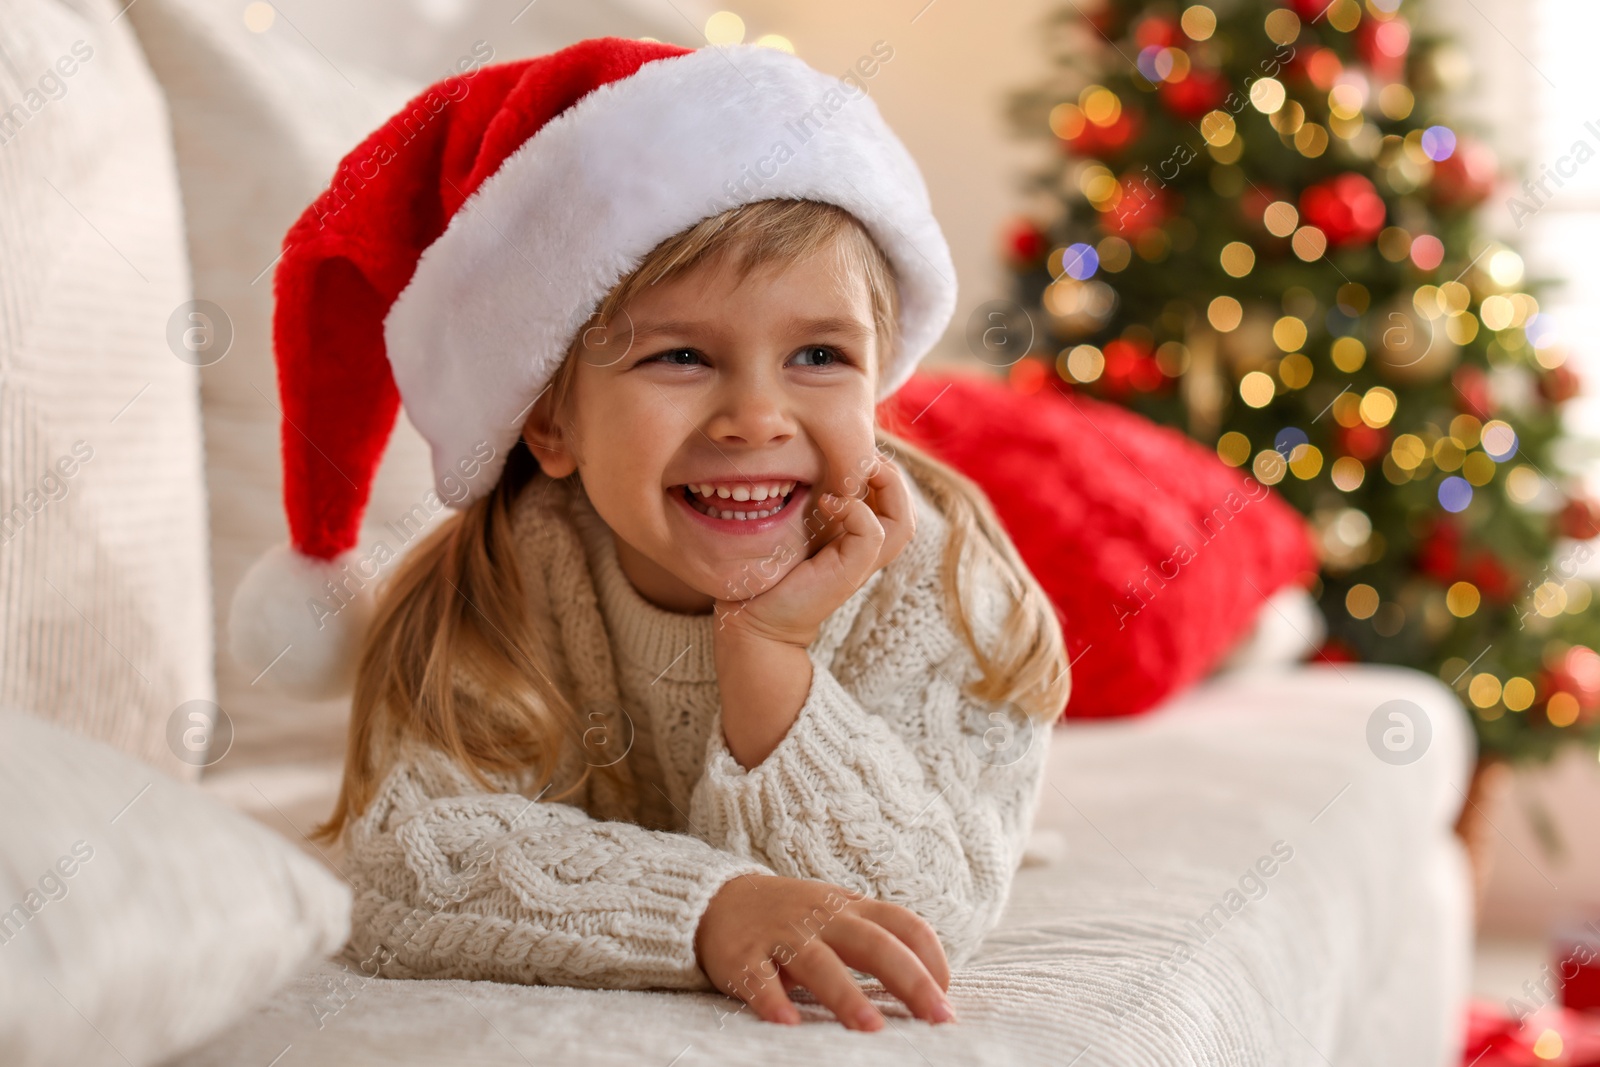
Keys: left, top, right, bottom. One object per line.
{"left": 932, "top": 999, "right": 957, "bottom": 1024}
{"left": 856, "top": 1005, "right": 881, "bottom": 1029}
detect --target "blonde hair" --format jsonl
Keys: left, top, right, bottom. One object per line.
{"left": 310, "top": 198, "right": 1070, "bottom": 845}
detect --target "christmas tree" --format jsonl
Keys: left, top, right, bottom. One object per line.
{"left": 1005, "top": 0, "right": 1600, "bottom": 763}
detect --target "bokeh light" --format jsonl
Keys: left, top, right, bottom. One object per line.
{"left": 1063, "top": 242, "right": 1100, "bottom": 280}
{"left": 1446, "top": 580, "right": 1481, "bottom": 617}
{"left": 705, "top": 10, "right": 746, "bottom": 44}
{"left": 1346, "top": 584, "right": 1380, "bottom": 619}
{"left": 1420, "top": 125, "right": 1457, "bottom": 161}
{"left": 1438, "top": 475, "right": 1473, "bottom": 513}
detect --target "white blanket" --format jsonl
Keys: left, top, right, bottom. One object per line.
{"left": 169, "top": 664, "right": 1473, "bottom": 1067}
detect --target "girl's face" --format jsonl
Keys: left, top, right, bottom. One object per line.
{"left": 522, "top": 240, "right": 882, "bottom": 614}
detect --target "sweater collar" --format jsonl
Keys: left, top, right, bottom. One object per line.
{"left": 563, "top": 482, "right": 888, "bottom": 684}
{"left": 567, "top": 486, "right": 720, "bottom": 683}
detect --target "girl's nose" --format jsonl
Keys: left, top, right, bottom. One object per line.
{"left": 706, "top": 376, "right": 796, "bottom": 446}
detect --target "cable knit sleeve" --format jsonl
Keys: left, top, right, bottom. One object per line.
{"left": 686, "top": 510, "right": 1057, "bottom": 969}
{"left": 338, "top": 741, "right": 774, "bottom": 992}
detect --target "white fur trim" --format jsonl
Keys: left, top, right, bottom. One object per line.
{"left": 385, "top": 43, "right": 958, "bottom": 503}
{"left": 227, "top": 542, "right": 378, "bottom": 702}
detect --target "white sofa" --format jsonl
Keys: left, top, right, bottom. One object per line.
{"left": 0, "top": 0, "right": 1476, "bottom": 1063}
{"left": 162, "top": 665, "right": 1475, "bottom": 1067}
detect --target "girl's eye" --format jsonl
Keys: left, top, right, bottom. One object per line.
{"left": 792, "top": 345, "right": 842, "bottom": 367}
{"left": 647, "top": 348, "right": 703, "bottom": 366}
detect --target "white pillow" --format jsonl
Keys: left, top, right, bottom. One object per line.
{"left": 0, "top": 0, "right": 213, "bottom": 780}
{"left": 0, "top": 707, "right": 351, "bottom": 1067}
{"left": 123, "top": 0, "right": 431, "bottom": 777}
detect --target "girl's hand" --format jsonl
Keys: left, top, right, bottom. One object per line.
{"left": 714, "top": 453, "right": 916, "bottom": 648}
{"left": 695, "top": 873, "right": 955, "bottom": 1030}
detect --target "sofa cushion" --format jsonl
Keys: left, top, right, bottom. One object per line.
{"left": 124, "top": 0, "right": 430, "bottom": 779}
{"left": 0, "top": 706, "right": 352, "bottom": 1067}
{"left": 0, "top": 0, "right": 212, "bottom": 778}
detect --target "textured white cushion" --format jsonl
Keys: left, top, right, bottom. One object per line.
{"left": 124, "top": 0, "right": 430, "bottom": 782}
{"left": 0, "top": 0, "right": 212, "bottom": 779}
{"left": 0, "top": 706, "right": 352, "bottom": 1067}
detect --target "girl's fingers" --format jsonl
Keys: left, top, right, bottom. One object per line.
{"left": 823, "top": 913, "right": 954, "bottom": 1026}
{"left": 781, "top": 940, "right": 886, "bottom": 1032}
{"left": 817, "top": 489, "right": 886, "bottom": 587}
{"left": 856, "top": 899, "right": 952, "bottom": 993}
{"left": 734, "top": 958, "right": 803, "bottom": 1025}
{"left": 863, "top": 457, "right": 916, "bottom": 565}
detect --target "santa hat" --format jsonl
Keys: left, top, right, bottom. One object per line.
{"left": 227, "top": 36, "right": 958, "bottom": 702}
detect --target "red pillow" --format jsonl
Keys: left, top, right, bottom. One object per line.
{"left": 878, "top": 372, "right": 1317, "bottom": 719}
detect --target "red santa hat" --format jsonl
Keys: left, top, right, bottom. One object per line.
{"left": 226, "top": 36, "right": 958, "bottom": 702}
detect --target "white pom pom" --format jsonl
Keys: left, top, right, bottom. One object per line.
{"left": 227, "top": 542, "right": 379, "bottom": 702}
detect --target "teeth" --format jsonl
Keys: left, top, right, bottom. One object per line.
{"left": 686, "top": 481, "right": 794, "bottom": 503}
{"left": 710, "top": 507, "right": 777, "bottom": 520}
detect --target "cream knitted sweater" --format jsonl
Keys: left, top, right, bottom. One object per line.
{"left": 337, "top": 466, "right": 1055, "bottom": 993}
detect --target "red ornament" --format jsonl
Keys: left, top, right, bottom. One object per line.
{"left": 1315, "top": 638, "right": 1361, "bottom": 664}
{"left": 1064, "top": 107, "right": 1144, "bottom": 157}
{"left": 1356, "top": 16, "right": 1411, "bottom": 80}
{"left": 1299, "top": 174, "right": 1387, "bottom": 247}
{"left": 1541, "top": 646, "right": 1600, "bottom": 713}
{"left": 1286, "top": 47, "right": 1344, "bottom": 92}
{"left": 1085, "top": 5, "right": 1121, "bottom": 38}
{"left": 1286, "top": 0, "right": 1327, "bottom": 19}
{"left": 1559, "top": 497, "right": 1600, "bottom": 541}
{"left": 1002, "top": 218, "right": 1048, "bottom": 265}
{"left": 1100, "top": 177, "right": 1172, "bottom": 237}
{"left": 1133, "top": 15, "right": 1179, "bottom": 49}
{"left": 1430, "top": 138, "right": 1499, "bottom": 209}
{"left": 1463, "top": 1000, "right": 1600, "bottom": 1067}
{"left": 1463, "top": 552, "right": 1515, "bottom": 603}
{"left": 1453, "top": 365, "right": 1493, "bottom": 417}
{"left": 1415, "top": 519, "right": 1516, "bottom": 601}
{"left": 1159, "top": 68, "right": 1228, "bottom": 120}
{"left": 1539, "top": 363, "right": 1583, "bottom": 405}
{"left": 1415, "top": 520, "right": 1461, "bottom": 584}
{"left": 1098, "top": 337, "right": 1165, "bottom": 398}
{"left": 1240, "top": 183, "right": 1287, "bottom": 231}
{"left": 1335, "top": 423, "right": 1388, "bottom": 462}
{"left": 1009, "top": 356, "right": 1049, "bottom": 394}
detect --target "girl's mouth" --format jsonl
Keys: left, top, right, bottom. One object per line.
{"left": 668, "top": 479, "right": 811, "bottom": 535}
{"left": 677, "top": 481, "right": 801, "bottom": 520}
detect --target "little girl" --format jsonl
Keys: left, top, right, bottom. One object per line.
{"left": 228, "top": 37, "right": 1069, "bottom": 1032}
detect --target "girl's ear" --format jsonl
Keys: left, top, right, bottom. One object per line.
{"left": 521, "top": 388, "right": 578, "bottom": 478}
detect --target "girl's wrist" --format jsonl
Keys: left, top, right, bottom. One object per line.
{"left": 713, "top": 628, "right": 813, "bottom": 769}
{"left": 712, "top": 599, "right": 820, "bottom": 650}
